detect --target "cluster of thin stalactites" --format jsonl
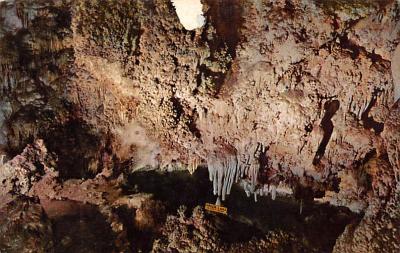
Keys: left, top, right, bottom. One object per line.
{"left": 205, "top": 154, "right": 293, "bottom": 205}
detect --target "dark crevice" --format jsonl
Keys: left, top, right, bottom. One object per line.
{"left": 354, "top": 149, "right": 377, "bottom": 168}
{"left": 361, "top": 89, "right": 384, "bottom": 134}
{"left": 195, "top": 0, "right": 244, "bottom": 97}
{"left": 315, "top": 93, "right": 338, "bottom": 110}
{"left": 338, "top": 33, "right": 386, "bottom": 63}
{"left": 187, "top": 109, "right": 202, "bottom": 139}
{"left": 203, "top": 0, "right": 243, "bottom": 58}
{"left": 305, "top": 123, "right": 313, "bottom": 134}
{"left": 338, "top": 34, "right": 361, "bottom": 59}
{"left": 170, "top": 96, "right": 184, "bottom": 125}
{"left": 352, "top": 149, "right": 377, "bottom": 193}
{"left": 313, "top": 100, "right": 340, "bottom": 165}
{"left": 257, "top": 144, "right": 270, "bottom": 185}
{"left": 195, "top": 63, "right": 228, "bottom": 96}
{"left": 114, "top": 206, "right": 146, "bottom": 253}
{"left": 49, "top": 201, "right": 116, "bottom": 253}
{"left": 43, "top": 120, "right": 103, "bottom": 180}
{"left": 284, "top": 0, "right": 296, "bottom": 16}
{"left": 125, "top": 168, "right": 359, "bottom": 252}
{"left": 171, "top": 55, "right": 179, "bottom": 67}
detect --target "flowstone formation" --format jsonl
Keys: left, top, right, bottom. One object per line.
{"left": 0, "top": 0, "right": 400, "bottom": 252}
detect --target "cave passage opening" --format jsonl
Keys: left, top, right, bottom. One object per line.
{"left": 125, "top": 167, "right": 360, "bottom": 252}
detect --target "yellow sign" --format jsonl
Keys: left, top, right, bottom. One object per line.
{"left": 205, "top": 203, "right": 228, "bottom": 215}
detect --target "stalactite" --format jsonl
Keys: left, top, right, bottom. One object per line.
{"left": 187, "top": 156, "right": 200, "bottom": 175}
{"left": 207, "top": 155, "right": 238, "bottom": 201}
{"left": 240, "top": 176, "right": 294, "bottom": 204}
{"left": 0, "top": 154, "right": 5, "bottom": 166}
{"left": 215, "top": 196, "right": 221, "bottom": 206}
{"left": 208, "top": 142, "right": 296, "bottom": 204}
{"left": 299, "top": 199, "right": 303, "bottom": 214}
{"left": 270, "top": 184, "right": 277, "bottom": 200}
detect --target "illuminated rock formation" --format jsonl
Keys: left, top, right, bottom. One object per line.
{"left": 0, "top": 0, "right": 399, "bottom": 252}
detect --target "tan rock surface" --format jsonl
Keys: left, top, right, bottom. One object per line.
{"left": 0, "top": 0, "right": 399, "bottom": 252}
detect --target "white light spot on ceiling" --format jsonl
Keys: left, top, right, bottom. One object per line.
{"left": 171, "top": 0, "right": 205, "bottom": 30}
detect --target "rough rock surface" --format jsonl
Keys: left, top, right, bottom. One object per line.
{"left": 152, "top": 206, "right": 320, "bottom": 253}
{"left": 0, "top": 0, "right": 400, "bottom": 252}
{"left": 63, "top": 0, "right": 400, "bottom": 216}
{"left": 0, "top": 197, "right": 54, "bottom": 253}
{"left": 0, "top": 139, "right": 53, "bottom": 195}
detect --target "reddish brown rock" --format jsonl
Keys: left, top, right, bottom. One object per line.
{"left": 0, "top": 0, "right": 399, "bottom": 252}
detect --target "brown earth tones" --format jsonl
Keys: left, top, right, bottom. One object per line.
{"left": 0, "top": 0, "right": 399, "bottom": 252}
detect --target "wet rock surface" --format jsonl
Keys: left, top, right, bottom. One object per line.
{"left": 0, "top": 0, "right": 399, "bottom": 252}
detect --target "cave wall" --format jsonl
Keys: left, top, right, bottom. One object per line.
{"left": 0, "top": 0, "right": 399, "bottom": 203}
{"left": 66, "top": 0, "right": 400, "bottom": 210}
{"left": 0, "top": 1, "right": 400, "bottom": 251}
